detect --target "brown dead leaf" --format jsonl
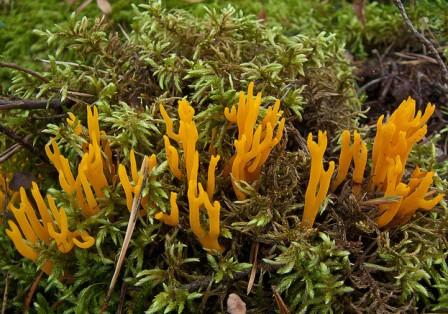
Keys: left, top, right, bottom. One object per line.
{"left": 96, "top": 0, "right": 112, "bottom": 15}
{"left": 246, "top": 242, "right": 259, "bottom": 295}
{"left": 353, "top": 0, "right": 366, "bottom": 27}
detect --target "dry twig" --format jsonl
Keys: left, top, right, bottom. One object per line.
{"left": 1, "top": 273, "right": 9, "bottom": 314}
{"left": 393, "top": 0, "right": 448, "bottom": 83}
{"left": 0, "top": 62, "right": 49, "bottom": 83}
{"left": 24, "top": 271, "right": 44, "bottom": 312}
{"left": 102, "top": 157, "right": 150, "bottom": 312}
{"left": 0, "top": 99, "right": 67, "bottom": 111}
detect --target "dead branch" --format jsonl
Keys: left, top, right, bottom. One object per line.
{"left": 1, "top": 273, "right": 9, "bottom": 314}
{"left": 102, "top": 157, "right": 150, "bottom": 313}
{"left": 393, "top": 0, "right": 448, "bottom": 84}
{"left": 0, "top": 99, "right": 68, "bottom": 111}
{"left": 0, "top": 124, "right": 48, "bottom": 164}
{"left": 0, "top": 62, "right": 49, "bottom": 83}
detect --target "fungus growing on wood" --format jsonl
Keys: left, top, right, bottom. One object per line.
{"left": 224, "top": 82, "right": 285, "bottom": 200}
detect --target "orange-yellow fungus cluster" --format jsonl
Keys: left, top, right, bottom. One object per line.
{"left": 369, "top": 98, "right": 443, "bottom": 227}
{"left": 224, "top": 82, "right": 285, "bottom": 200}
{"left": 6, "top": 183, "right": 94, "bottom": 274}
{"left": 325, "top": 97, "right": 443, "bottom": 229}
{"left": 118, "top": 149, "right": 157, "bottom": 213}
{"left": 370, "top": 97, "right": 435, "bottom": 191}
{"left": 157, "top": 100, "right": 222, "bottom": 252}
{"left": 45, "top": 106, "right": 111, "bottom": 216}
{"left": 302, "top": 131, "right": 335, "bottom": 228}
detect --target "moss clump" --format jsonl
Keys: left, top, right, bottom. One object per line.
{"left": 0, "top": 1, "right": 447, "bottom": 313}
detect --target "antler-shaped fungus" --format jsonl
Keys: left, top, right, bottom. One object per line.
{"left": 303, "top": 131, "right": 335, "bottom": 228}
{"left": 331, "top": 130, "right": 367, "bottom": 193}
{"left": 118, "top": 149, "right": 157, "bottom": 213}
{"left": 6, "top": 183, "right": 94, "bottom": 274}
{"left": 224, "top": 82, "right": 285, "bottom": 200}
{"left": 371, "top": 97, "right": 435, "bottom": 191}
{"left": 45, "top": 106, "right": 110, "bottom": 216}
{"left": 157, "top": 100, "right": 222, "bottom": 251}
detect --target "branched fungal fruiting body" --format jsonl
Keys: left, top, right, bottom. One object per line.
{"left": 370, "top": 97, "right": 434, "bottom": 192}
{"left": 329, "top": 97, "right": 443, "bottom": 228}
{"left": 118, "top": 149, "right": 157, "bottom": 213}
{"left": 45, "top": 106, "right": 110, "bottom": 216}
{"left": 224, "top": 82, "right": 285, "bottom": 200}
{"left": 331, "top": 130, "right": 367, "bottom": 193}
{"left": 6, "top": 183, "right": 94, "bottom": 274}
{"left": 157, "top": 99, "right": 222, "bottom": 252}
{"left": 303, "top": 131, "right": 335, "bottom": 228}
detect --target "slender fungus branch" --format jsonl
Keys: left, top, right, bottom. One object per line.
{"left": 302, "top": 131, "right": 335, "bottom": 228}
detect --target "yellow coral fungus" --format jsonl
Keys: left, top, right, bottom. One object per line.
{"left": 331, "top": 130, "right": 367, "bottom": 192}
{"left": 118, "top": 149, "right": 157, "bottom": 212}
{"left": 370, "top": 97, "right": 435, "bottom": 191}
{"left": 187, "top": 152, "right": 222, "bottom": 252}
{"left": 224, "top": 82, "right": 285, "bottom": 200}
{"left": 46, "top": 106, "right": 111, "bottom": 216}
{"left": 157, "top": 99, "right": 222, "bottom": 251}
{"left": 303, "top": 131, "right": 335, "bottom": 228}
{"left": 6, "top": 183, "right": 94, "bottom": 274}
{"left": 329, "top": 97, "right": 443, "bottom": 228}
{"left": 154, "top": 192, "right": 179, "bottom": 226}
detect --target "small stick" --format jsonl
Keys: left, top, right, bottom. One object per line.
{"left": 24, "top": 271, "right": 44, "bottom": 312}
{"left": 0, "top": 124, "right": 48, "bottom": 164}
{"left": 1, "top": 273, "right": 9, "bottom": 314}
{"left": 0, "top": 99, "right": 66, "bottom": 111}
{"left": 102, "top": 157, "right": 149, "bottom": 312}
{"left": 0, "top": 62, "right": 49, "bottom": 83}
{"left": 0, "top": 143, "right": 23, "bottom": 164}
{"left": 393, "top": 0, "right": 448, "bottom": 83}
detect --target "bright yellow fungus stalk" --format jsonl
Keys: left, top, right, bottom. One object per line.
{"left": 158, "top": 100, "right": 222, "bottom": 251}
{"left": 46, "top": 106, "right": 110, "bottom": 216}
{"left": 155, "top": 192, "right": 179, "bottom": 226}
{"left": 118, "top": 149, "right": 157, "bottom": 212}
{"left": 303, "top": 131, "right": 335, "bottom": 228}
{"left": 224, "top": 82, "right": 285, "bottom": 200}
{"left": 331, "top": 130, "right": 367, "bottom": 192}
{"left": 187, "top": 152, "right": 222, "bottom": 251}
{"left": 377, "top": 166, "right": 444, "bottom": 228}
{"left": 6, "top": 183, "right": 94, "bottom": 274}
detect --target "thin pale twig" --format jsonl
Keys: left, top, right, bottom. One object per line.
{"left": 0, "top": 135, "right": 32, "bottom": 164}
{"left": 102, "top": 157, "right": 149, "bottom": 312}
{"left": 1, "top": 273, "right": 9, "bottom": 314}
